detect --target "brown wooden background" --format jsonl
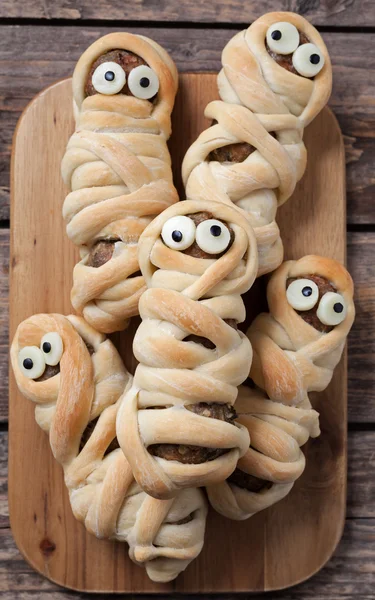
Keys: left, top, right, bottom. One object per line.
{"left": 0, "top": 1, "right": 374, "bottom": 598}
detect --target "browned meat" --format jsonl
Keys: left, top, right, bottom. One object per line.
{"left": 228, "top": 468, "right": 273, "bottom": 493}
{"left": 86, "top": 240, "right": 118, "bottom": 268}
{"left": 286, "top": 274, "right": 336, "bottom": 333}
{"left": 85, "top": 49, "right": 147, "bottom": 97}
{"left": 35, "top": 364, "right": 60, "bottom": 382}
{"left": 149, "top": 402, "right": 237, "bottom": 464}
{"left": 183, "top": 212, "right": 234, "bottom": 259}
{"left": 209, "top": 142, "right": 255, "bottom": 163}
{"left": 267, "top": 31, "right": 311, "bottom": 76}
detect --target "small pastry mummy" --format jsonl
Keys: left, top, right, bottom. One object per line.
{"left": 10, "top": 314, "right": 207, "bottom": 582}
{"left": 116, "top": 200, "right": 258, "bottom": 499}
{"left": 182, "top": 12, "right": 332, "bottom": 276}
{"left": 207, "top": 256, "right": 355, "bottom": 520}
{"left": 62, "top": 33, "right": 179, "bottom": 333}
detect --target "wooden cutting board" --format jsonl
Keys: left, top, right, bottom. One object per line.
{"left": 9, "top": 73, "right": 346, "bottom": 594}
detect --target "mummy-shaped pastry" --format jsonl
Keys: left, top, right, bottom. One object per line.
{"left": 62, "top": 33, "right": 179, "bottom": 333}
{"left": 10, "top": 314, "right": 207, "bottom": 582}
{"left": 116, "top": 200, "right": 258, "bottom": 499}
{"left": 207, "top": 256, "right": 355, "bottom": 520}
{"left": 182, "top": 12, "right": 332, "bottom": 276}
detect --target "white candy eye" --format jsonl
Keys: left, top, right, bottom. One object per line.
{"left": 18, "top": 346, "right": 46, "bottom": 379}
{"left": 92, "top": 61, "right": 126, "bottom": 95}
{"left": 195, "top": 219, "right": 231, "bottom": 255}
{"left": 292, "top": 43, "right": 325, "bottom": 77}
{"left": 40, "top": 332, "right": 63, "bottom": 366}
{"left": 317, "top": 292, "right": 347, "bottom": 326}
{"left": 266, "top": 22, "right": 300, "bottom": 55}
{"left": 287, "top": 278, "right": 319, "bottom": 311}
{"left": 161, "top": 216, "right": 196, "bottom": 251}
{"left": 128, "top": 65, "right": 159, "bottom": 100}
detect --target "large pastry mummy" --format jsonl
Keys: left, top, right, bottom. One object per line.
{"left": 207, "top": 256, "right": 355, "bottom": 520}
{"left": 61, "top": 33, "right": 179, "bottom": 333}
{"left": 116, "top": 199, "right": 258, "bottom": 499}
{"left": 182, "top": 12, "right": 332, "bottom": 276}
{"left": 10, "top": 314, "right": 207, "bottom": 582}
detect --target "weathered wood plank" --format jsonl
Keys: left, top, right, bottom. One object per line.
{"left": 0, "top": 519, "right": 374, "bottom": 597}
{"left": 0, "top": 27, "right": 374, "bottom": 223}
{"left": 2, "top": 231, "right": 375, "bottom": 423}
{"left": 0, "top": 0, "right": 373, "bottom": 26}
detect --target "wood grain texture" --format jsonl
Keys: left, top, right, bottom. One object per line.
{"left": 1, "top": 520, "right": 375, "bottom": 599}
{"left": 0, "top": 0, "right": 373, "bottom": 26}
{"left": 0, "top": 28, "right": 374, "bottom": 224}
{"left": 1, "top": 427, "right": 374, "bottom": 597}
{"left": 9, "top": 74, "right": 348, "bottom": 593}
{"left": 1, "top": 230, "right": 373, "bottom": 424}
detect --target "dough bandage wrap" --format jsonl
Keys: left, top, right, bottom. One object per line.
{"left": 182, "top": 12, "right": 332, "bottom": 276}
{"left": 207, "top": 256, "right": 355, "bottom": 520}
{"left": 11, "top": 313, "right": 207, "bottom": 582}
{"left": 116, "top": 200, "right": 259, "bottom": 499}
{"left": 62, "top": 33, "right": 179, "bottom": 333}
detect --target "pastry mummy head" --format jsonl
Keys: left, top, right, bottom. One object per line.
{"left": 72, "top": 32, "right": 178, "bottom": 137}
{"left": 137, "top": 200, "right": 259, "bottom": 299}
{"left": 219, "top": 11, "right": 332, "bottom": 124}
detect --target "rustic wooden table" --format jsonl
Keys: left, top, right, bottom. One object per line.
{"left": 0, "top": 1, "right": 374, "bottom": 598}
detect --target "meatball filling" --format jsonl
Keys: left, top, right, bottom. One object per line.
{"left": 85, "top": 49, "right": 148, "bottom": 97}
{"left": 86, "top": 239, "right": 118, "bottom": 268}
{"left": 35, "top": 363, "right": 60, "bottom": 382}
{"left": 183, "top": 211, "right": 234, "bottom": 259}
{"left": 209, "top": 142, "right": 255, "bottom": 163}
{"left": 228, "top": 468, "right": 273, "bottom": 493}
{"left": 149, "top": 402, "right": 237, "bottom": 464}
{"left": 287, "top": 274, "right": 336, "bottom": 333}
{"left": 267, "top": 31, "right": 312, "bottom": 77}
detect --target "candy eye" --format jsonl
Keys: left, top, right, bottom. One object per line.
{"left": 287, "top": 278, "right": 319, "bottom": 311}
{"left": 40, "top": 332, "right": 63, "bottom": 366}
{"left": 317, "top": 292, "right": 347, "bottom": 326}
{"left": 128, "top": 65, "right": 159, "bottom": 100}
{"left": 266, "top": 22, "right": 300, "bottom": 55}
{"left": 161, "top": 216, "right": 196, "bottom": 251}
{"left": 195, "top": 219, "right": 231, "bottom": 255}
{"left": 18, "top": 346, "right": 45, "bottom": 379}
{"left": 292, "top": 43, "right": 325, "bottom": 77}
{"left": 92, "top": 61, "right": 126, "bottom": 95}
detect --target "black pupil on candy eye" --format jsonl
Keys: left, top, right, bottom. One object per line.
{"left": 43, "top": 342, "right": 51, "bottom": 353}
{"left": 334, "top": 302, "right": 344, "bottom": 313}
{"left": 310, "top": 54, "right": 320, "bottom": 65}
{"left": 105, "top": 71, "right": 115, "bottom": 81}
{"left": 210, "top": 225, "right": 222, "bottom": 237}
{"left": 23, "top": 358, "right": 33, "bottom": 370}
{"left": 271, "top": 30, "right": 282, "bottom": 40}
{"left": 140, "top": 77, "right": 150, "bottom": 88}
{"left": 172, "top": 230, "right": 183, "bottom": 242}
{"left": 302, "top": 286, "right": 312, "bottom": 297}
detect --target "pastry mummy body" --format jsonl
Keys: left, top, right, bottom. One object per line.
{"left": 10, "top": 314, "right": 207, "bottom": 582}
{"left": 207, "top": 256, "right": 355, "bottom": 520}
{"left": 62, "top": 33, "right": 179, "bottom": 333}
{"left": 116, "top": 200, "right": 258, "bottom": 499}
{"left": 182, "top": 12, "right": 332, "bottom": 276}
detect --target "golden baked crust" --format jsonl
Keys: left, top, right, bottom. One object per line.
{"left": 62, "top": 33, "right": 179, "bottom": 333}
{"left": 10, "top": 313, "right": 207, "bottom": 582}
{"left": 207, "top": 256, "right": 355, "bottom": 520}
{"left": 182, "top": 12, "right": 332, "bottom": 276}
{"left": 116, "top": 199, "right": 259, "bottom": 499}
